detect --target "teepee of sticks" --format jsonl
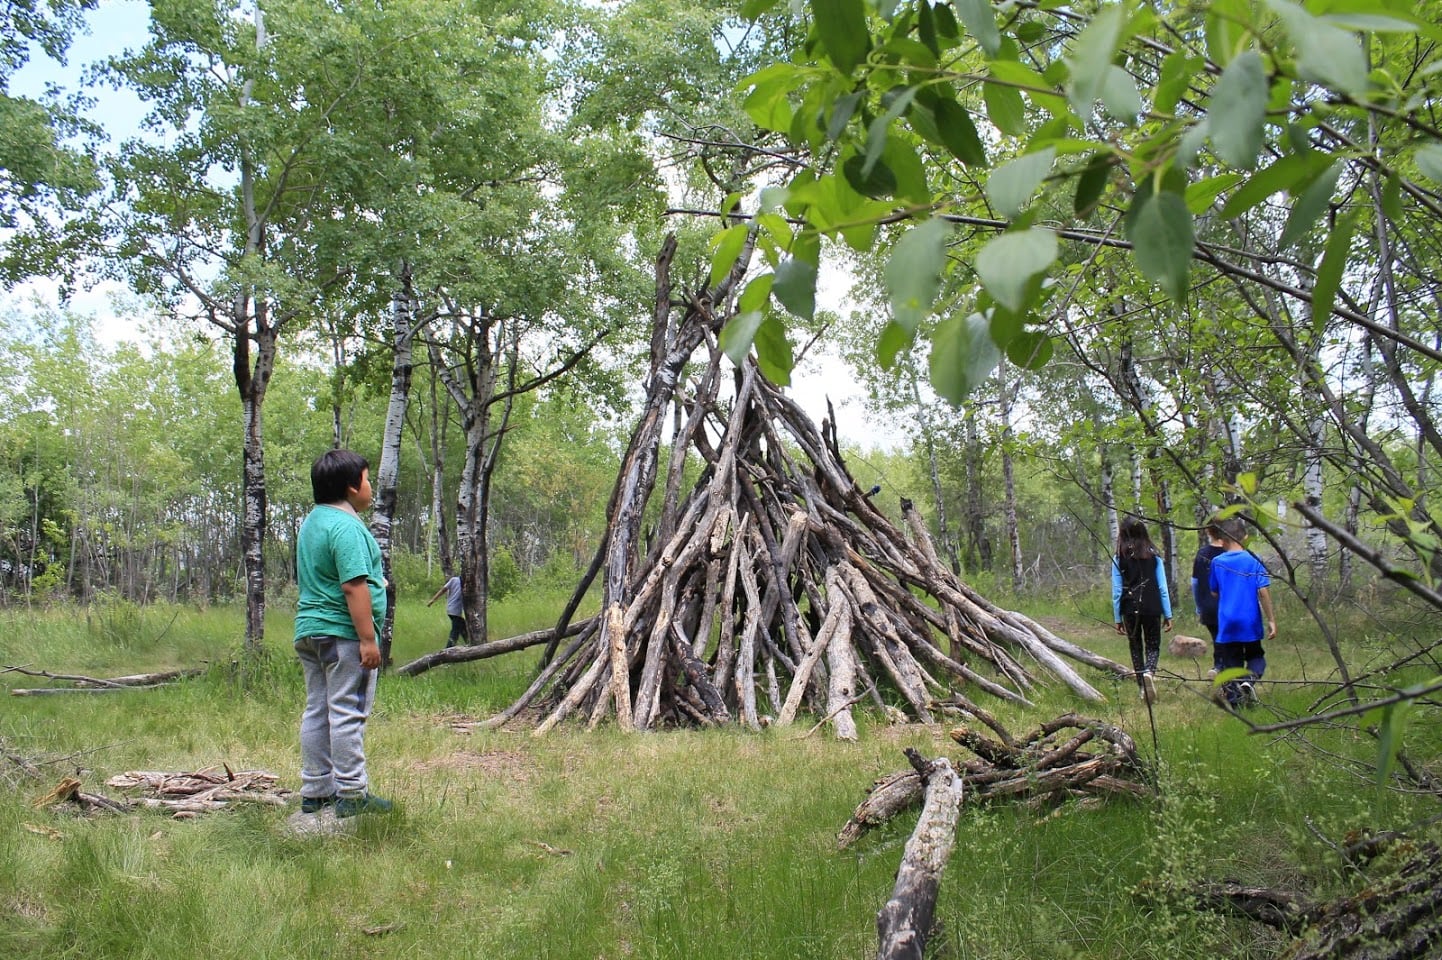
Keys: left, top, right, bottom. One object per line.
{"left": 403, "top": 234, "right": 1128, "bottom": 737}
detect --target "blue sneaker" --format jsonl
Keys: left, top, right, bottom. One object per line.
{"left": 335, "top": 793, "right": 393, "bottom": 818}
{"left": 300, "top": 794, "right": 335, "bottom": 814}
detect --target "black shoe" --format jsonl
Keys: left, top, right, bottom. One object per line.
{"left": 300, "top": 794, "right": 336, "bottom": 814}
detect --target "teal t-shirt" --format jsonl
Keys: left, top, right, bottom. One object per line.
{"left": 294, "top": 505, "right": 387, "bottom": 642}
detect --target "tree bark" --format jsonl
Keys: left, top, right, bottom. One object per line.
{"left": 875, "top": 750, "right": 963, "bottom": 960}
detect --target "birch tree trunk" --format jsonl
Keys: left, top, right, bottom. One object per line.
{"left": 997, "top": 364, "right": 1023, "bottom": 588}
{"left": 370, "top": 264, "right": 418, "bottom": 667}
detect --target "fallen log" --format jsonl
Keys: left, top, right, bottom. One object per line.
{"left": 875, "top": 749, "right": 964, "bottom": 960}
{"left": 5, "top": 664, "right": 209, "bottom": 695}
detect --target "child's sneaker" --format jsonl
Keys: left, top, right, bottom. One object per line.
{"left": 335, "top": 793, "right": 394, "bottom": 818}
{"left": 1142, "top": 673, "right": 1158, "bottom": 705}
{"left": 300, "top": 794, "right": 336, "bottom": 814}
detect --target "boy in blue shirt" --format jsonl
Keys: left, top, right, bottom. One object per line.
{"left": 293, "top": 449, "right": 393, "bottom": 817}
{"left": 1208, "top": 519, "right": 1277, "bottom": 708}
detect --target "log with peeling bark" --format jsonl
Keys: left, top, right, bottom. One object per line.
{"left": 838, "top": 714, "right": 1153, "bottom": 848}
{"left": 875, "top": 749, "right": 964, "bottom": 960}
{"left": 441, "top": 233, "right": 1125, "bottom": 735}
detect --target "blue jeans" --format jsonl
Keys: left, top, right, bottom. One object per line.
{"left": 295, "top": 635, "right": 377, "bottom": 800}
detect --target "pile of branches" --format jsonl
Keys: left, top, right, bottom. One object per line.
{"left": 409, "top": 235, "right": 1126, "bottom": 736}
{"left": 838, "top": 713, "right": 1153, "bottom": 849}
{"left": 30, "top": 765, "right": 290, "bottom": 819}
{"left": 104, "top": 766, "right": 290, "bottom": 818}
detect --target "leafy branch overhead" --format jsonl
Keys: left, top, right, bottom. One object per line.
{"left": 710, "top": 0, "right": 1442, "bottom": 403}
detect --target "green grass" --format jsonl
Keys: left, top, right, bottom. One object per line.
{"left": 1, "top": 589, "right": 1436, "bottom": 959}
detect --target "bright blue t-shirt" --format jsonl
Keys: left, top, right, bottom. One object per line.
{"left": 1208, "top": 548, "right": 1269, "bottom": 644}
{"left": 294, "top": 505, "right": 387, "bottom": 642}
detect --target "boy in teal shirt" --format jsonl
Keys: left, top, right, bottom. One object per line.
{"left": 294, "top": 449, "right": 393, "bottom": 817}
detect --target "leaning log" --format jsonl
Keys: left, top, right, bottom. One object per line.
{"left": 395, "top": 617, "right": 595, "bottom": 677}
{"left": 875, "top": 749, "right": 964, "bottom": 960}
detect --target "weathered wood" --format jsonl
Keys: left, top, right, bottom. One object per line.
{"left": 5, "top": 665, "right": 208, "bottom": 694}
{"left": 502, "top": 236, "right": 1121, "bottom": 734}
{"left": 875, "top": 750, "right": 964, "bottom": 960}
{"left": 396, "top": 618, "right": 594, "bottom": 676}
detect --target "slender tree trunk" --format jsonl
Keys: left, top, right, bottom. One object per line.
{"left": 909, "top": 367, "right": 960, "bottom": 576}
{"left": 998, "top": 364, "right": 1023, "bottom": 588}
{"left": 237, "top": 318, "right": 275, "bottom": 657}
{"left": 370, "top": 264, "right": 417, "bottom": 667}
{"left": 237, "top": 5, "right": 271, "bottom": 659}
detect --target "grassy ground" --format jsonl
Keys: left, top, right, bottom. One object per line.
{"left": 1, "top": 589, "right": 1435, "bottom": 959}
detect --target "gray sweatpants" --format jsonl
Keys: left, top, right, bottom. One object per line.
{"left": 295, "top": 635, "right": 377, "bottom": 800}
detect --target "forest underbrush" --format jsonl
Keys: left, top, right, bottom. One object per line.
{"left": 1, "top": 587, "right": 1436, "bottom": 959}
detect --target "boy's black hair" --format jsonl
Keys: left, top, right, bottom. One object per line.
{"left": 311, "top": 449, "right": 369, "bottom": 504}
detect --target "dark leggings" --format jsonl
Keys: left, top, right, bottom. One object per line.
{"left": 447, "top": 615, "right": 466, "bottom": 647}
{"left": 1123, "top": 613, "right": 1161, "bottom": 677}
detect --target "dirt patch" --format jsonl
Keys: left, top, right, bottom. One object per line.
{"left": 410, "top": 749, "right": 537, "bottom": 782}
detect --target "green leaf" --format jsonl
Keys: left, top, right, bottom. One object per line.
{"left": 1185, "top": 172, "right": 1245, "bottom": 214}
{"left": 1073, "top": 153, "right": 1114, "bottom": 218}
{"left": 989, "top": 60, "right": 1069, "bottom": 115}
{"left": 1100, "top": 64, "right": 1142, "bottom": 119}
{"left": 1066, "top": 3, "right": 1128, "bottom": 123}
{"left": 842, "top": 153, "right": 898, "bottom": 198}
{"left": 826, "top": 91, "right": 863, "bottom": 140}
{"left": 772, "top": 258, "right": 818, "bottom": 320}
{"left": 929, "top": 312, "right": 1002, "bottom": 405}
{"left": 863, "top": 87, "right": 917, "bottom": 177}
{"left": 754, "top": 314, "right": 794, "bottom": 386}
{"left": 880, "top": 137, "right": 932, "bottom": 205}
{"left": 1125, "top": 188, "right": 1194, "bottom": 300}
{"left": 1311, "top": 210, "right": 1355, "bottom": 337}
{"left": 886, "top": 217, "right": 953, "bottom": 334}
{"left": 1155, "top": 51, "right": 1199, "bottom": 115}
{"left": 983, "top": 80, "right": 1027, "bottom": 137}
{"left": 1211, "top": 667, "right": 1251, "bottom": 689}
{"left": 1265, "top": 0, "right": 1369, "bottom": 97}
{"left": 720, "top": 311, "right": 765, "bottom": 365}
{"left": 1279, "top": 159, "right": 1342, "bottom": 249}
{"left": 1006, "top": 330, "right": 1053, "bottom": 369}
{"left": 1218, "top": 152, "right": 1333, "bottom": 219}
{"left": 1209, "top": 51, "right": 1268, "bottom": 170}
{"left": 1205, "top": 0, "right": 1250, "bottom": 68}
{"left": 975, "top": 229, "right": 1058, "bottom": 313}
{"left": 1415, "top": 144, "right": 1442, "bottom": 184}
{"left": 985, "top": 148, "right": 1055, "bottom": 219}
{"left": 877, "top": 320, "right": 914, "bottom": 370}
{"left": 811, "top": 0, "right": 872, "bottom": 75}
{"left": 742, "top": 0, "right": 781, "bottom": 19}
{"left": 738, "top": 274, "right": 774, "bottom": 314}
{"left": 932, "top": 97, "right": 988, "bottom": 166}
{"left": 741, "top": 66, "right": 797, "bottom": 132}
{"left": 952, "top": 0, "right": 1001, "bottom": 57}
{"left": 709, "top": 224, "right": 750, "bottom": 288}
